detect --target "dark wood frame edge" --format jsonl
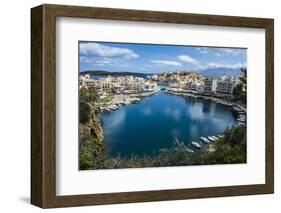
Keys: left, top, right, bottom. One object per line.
{"left": 31, "top": 4, "right": 274, "bottom": 208}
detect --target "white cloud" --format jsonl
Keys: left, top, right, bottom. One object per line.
{"left": 178, "top": 55, "right": 199, "bottom": 65}
{"left": 220, "top": 48, "right": 242, "bottom": 55}
{"left": 117, "top": 64, "right": 131, "bottom": 67}
{"left": 80, "top": 56, "right": 131, "bottom": 67}
{"left": 196, "top": 47, "right": 245, "bottom": 56}
{"left": 211, "top": 48, "right": 244, "bottom": 56}
{"left": 150, "top": 60, "right": 182, "bottom": 67}
{"left": 197, "top": 47, "right": 208, "bottom": 54}
{"left": 207, "top": 62, "right": 247, "bottom": 69}
{"left": 95, "top": 59, "right": 112, "bottom": 64}
{"left": 80, "top": 42, "right": 139, "bottom": 59}
{"left": 80, "top": 56, "right": 113, "bottom": 65}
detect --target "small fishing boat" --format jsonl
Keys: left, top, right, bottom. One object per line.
{"left": 207, "top": 136, "right": 216, "bottom": 142}
{"left": 212, "top": 136, "right": 219, "bottom": 140}
{"left": 201, "top": 137, "right": 210, "bottom": 144}
{"left": 191, "top": 141, "right": 201, "bottom": 149}
{"left": 185, "top": 148, "right": 195, "bottom": 153}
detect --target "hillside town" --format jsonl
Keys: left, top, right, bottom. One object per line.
{"left": 151, "top": 71, "right": 240, "bottom": 96}
{"left": 80, "top": 71, "right": 243, "bottom": 109}
{"left": 80, "top": 74, "right": 158, "bottom": 95}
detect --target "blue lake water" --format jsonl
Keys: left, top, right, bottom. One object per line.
{"left": 101, "top": 92, "right": 236, "bottom": 157}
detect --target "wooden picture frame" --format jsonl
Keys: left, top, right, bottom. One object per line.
{"left": 31, "top": 4, "right": 274, "bottom": 208}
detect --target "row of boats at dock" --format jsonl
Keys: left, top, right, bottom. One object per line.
{"left": 189, "top": 109, "right": 246, "bottom": 152}
{"left": 189, "top": 134, "right": 224, "bottom": 151}
{"left": 99, "top": 97, "right": 141, "bottom": 112}
{"left": 165, "top": 88, "right": 238, "bottom": 107}
{"left": 99, "top": 88, "right": 161, "bottom": 112}
{"left": 232, "top": 110, "right": 246, "bottom": 128}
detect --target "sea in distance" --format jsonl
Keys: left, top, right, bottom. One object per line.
{"left": 101, "top": 91, "right": 236, "bottom": 157}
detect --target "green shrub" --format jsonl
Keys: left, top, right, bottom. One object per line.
{"left": 80, "top": 126, "right": 247, "bottom": 170}
{"left": 79, "top": 100, "right": 91, "bottom": 124}
{"left": 79, "top": 138, "right": 105, "bottom": 170}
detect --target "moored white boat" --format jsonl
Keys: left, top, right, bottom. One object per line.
{"left": 201, "top": 137, "right": 210, "bottom": 144}
{"left": 191, "top": 141, "right": 201, "bottom": 149}
{"left": 185, "top": 148, "right": 195, "bottom": 153}
{"left": 237, "top": 118, "right": 246, "bottom": 123}
{"left": 212, "top": 136, "right": 219, "bottom": 140}
{"left": 207, "top": 136, "right": 216, "bottom": 142}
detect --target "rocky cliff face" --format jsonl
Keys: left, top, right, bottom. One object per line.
{"left": 79, "top": 107, "right": 104, "bottom": 143}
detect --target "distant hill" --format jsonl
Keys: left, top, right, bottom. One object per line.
{"left": 80, "top": 70, "right": 151, "bottom": 78}
{"left": 80, "top": 69, "right": 242, "bottom": 78}
{"left": 200, "top": 68, "right": 242, "bottom": 77}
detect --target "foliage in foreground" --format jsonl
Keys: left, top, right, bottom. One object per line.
{"left": 79, "top": 126, "right": 246, "bottom": 170}
{"left": 233, "top": 68, "right": 247, "bottom": 105}
{"left": 79, "top": 87, "right": 97, "bottom": 124}
{"left": 79, "top": 100, "right": 91, "bottom": 124}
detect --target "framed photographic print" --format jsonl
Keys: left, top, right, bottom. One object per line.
{"left": 31, "top": 4, "right": 274, "bottom": 208}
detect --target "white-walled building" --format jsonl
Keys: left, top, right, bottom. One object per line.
{"left": 204, "top": 77, "right": 217, "bottom": 93}
{"left": 216, "top": 77, "right": 236, "bottom": 94}
{"left": 79, "top": 74, "right": 157, "bottom": 94}
{"left": 144, "top": 81, "right": 157, "bottom": 91}
{"left": 196, "top": 84, "right": 205, "bottom": 94}
{"left": 79, "top": 74, "right": 91, "bottom": 88}
{"left": 186, "top": 81, "right": 197, "bottom": 91}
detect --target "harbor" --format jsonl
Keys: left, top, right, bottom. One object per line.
{"left": 101, "top": 90, "right": 237, "bottom": 157}
{"left": 97, "top": 86, "right": 246, "bottom": 156}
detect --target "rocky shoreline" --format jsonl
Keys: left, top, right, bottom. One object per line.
{"left": 165, "top": 87, "right": 246, "bottom": 113}
{"left": 99, "top": 88, "right": 161, "bottom": 112}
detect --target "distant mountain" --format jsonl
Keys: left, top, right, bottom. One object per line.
{"left": 200, "top": 68, "right": 242, "bottom": 77}
{"left": 80, "top": 70, "right": 151, "bottom": 78}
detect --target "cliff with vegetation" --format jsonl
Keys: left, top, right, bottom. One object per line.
{"left": 79, "top": 87, "right": 103, "bottom": 143}
{"left": 80, "top": 107, "right": 104, "bottom": 142}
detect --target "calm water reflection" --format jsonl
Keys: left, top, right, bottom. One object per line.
{"left": 101, "top": 92, "right": 235, "bottom": 157}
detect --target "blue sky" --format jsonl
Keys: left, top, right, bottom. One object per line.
{"left": 79, "top": 41, "right": 247, "bottom": 74}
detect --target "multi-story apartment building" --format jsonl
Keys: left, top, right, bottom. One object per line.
{"left": 144, "top": 82, "right": 157, "bottom": 91}
{"left": 216, "top": 77, "right": 236, "bottom": 94}
{"left": 99, "top": 77, "right": 112, "bottom": 93}
{"left": 186, "top": 81, "right": 197, "bottom": 91}
{"left": 196, "top": 83, "right": 205, "bottom": 94}
{"left": 204, "top": 77, "right": 217, "bottom": 94}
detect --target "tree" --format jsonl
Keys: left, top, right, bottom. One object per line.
{"left": 233, "top": 68, "right": 247, "bottom": 105}
{"left": 79, "top": 100, "right": 91, "bottom": 124}
{"left": 240, "top": 67, "right": 247, "bottom": 91}
{"left": 80, "top": 87, "right": 98, "bottom": 104}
